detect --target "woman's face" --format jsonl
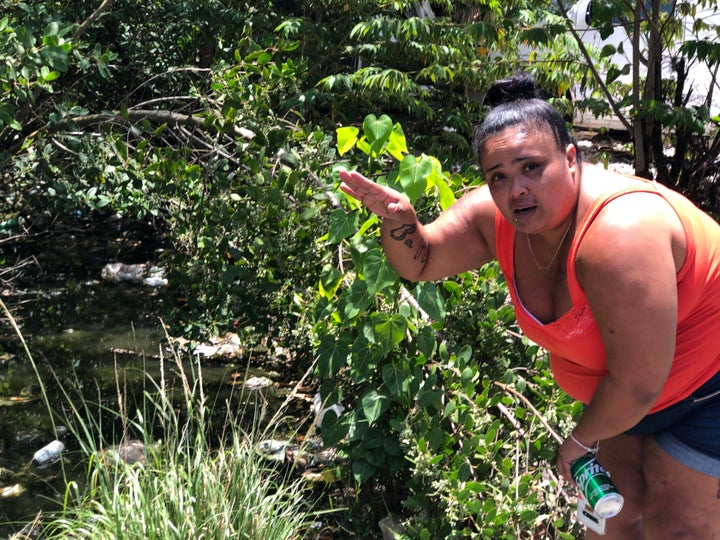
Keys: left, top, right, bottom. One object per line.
{"left": 480, "top": 124, "right": 579, "bottom": 233}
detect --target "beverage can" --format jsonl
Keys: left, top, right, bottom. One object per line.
{"left": 571, "top": 453, "right": 624, "bottom": 518}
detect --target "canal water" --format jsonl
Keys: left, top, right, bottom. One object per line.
{"left": 0, "top": 217, "right": 289, "bottom": 536}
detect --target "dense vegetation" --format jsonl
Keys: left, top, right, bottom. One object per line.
{"left": 1, "top": 0, "right": 719, "bottom": 537}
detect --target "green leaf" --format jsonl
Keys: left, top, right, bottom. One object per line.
{"left": 416, "top": 325, "right": 436, "bottom": 358}
{"left": 426, "top": 162, "right": 455, "bottom": 210}
{"left": 363, "top": 248, "right": 398, "bottom": 294}
{"left": 352, "top": 459, "right": 376, "bottom": 484}
{"left": 318, "top": 266, "right": 342, "bottom": 300}
{"left": 365, "top": 447, "right": 387, "bottom": 468}
{"left": 418, "top": 388, "right": 443, "bottom": 411}
{"left": 382, "top": 362, "right": 410, "bottom": 397}
{"left": 317, "top": 334, "right": 351, "bottom": 377}
{"left": 398, "top": 155, "right": 430, "bottom": 203}
{"left": 363, "top": 428, "right": 386, "bottom": 449}
{"left": 355, "top": 136, "right": 372, "bottom": 156}
{"left": 328, "top": 208, "right": 358, "bottom": 243}
{"left": 414, "top": 282, "right": 446, "bottom": 324}
{"left": 361, "top": 389, "right": 390, "bottom": 423}
{"left": 363, "top": 114, "right": 393, "bottom": 157}
{"left": 371, "top": 312, "right": 407, "bottom": 353}
{"left": 349, "top": 335, "right": 381, "bottom": 384}
{"left": 336, "top": 126, "right": 359, "bottom": 156}
{"left": 386, "top": 122, "right": 408, "bottom": 161}
{"left": 320, "top": 408, "right": 349, "bottom": 447}
{"left": 40, "top": 45, "right": 69, "bottom": 72}
{"left": 519, "top": 27, "right": 550, "bottom": 46}
{"left": 338, "top": 280, "right": 374, "bottom": 321}
{"left": 353, "top": 214, "right": 379, "bottom": 239}
{"left": 0, "top": 102, "right": 21, "bottom": 131}
{"left": 599, "top": 44, "right": 617, "bottom": 59}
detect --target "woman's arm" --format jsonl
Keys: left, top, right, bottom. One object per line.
{"left": 339, "top": 169, "right": 497, "bottom": 281}
{"left": 556, "top": 192, "right": 685, "bottom": 479}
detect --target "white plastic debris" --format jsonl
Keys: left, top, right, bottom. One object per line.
{"left": 32, "top": 440, "right": 65, "bottom": 469}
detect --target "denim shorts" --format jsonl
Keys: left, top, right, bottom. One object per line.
{"left": 624, "top": 369, "right": 720, "bottom": 476}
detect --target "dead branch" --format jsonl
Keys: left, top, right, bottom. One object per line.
{"left": 73, "top": 0, "right": 117, "bottom": 41}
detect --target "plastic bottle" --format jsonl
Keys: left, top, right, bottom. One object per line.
{"left": 32, "top": 440, "right": 65, "bottom": 469}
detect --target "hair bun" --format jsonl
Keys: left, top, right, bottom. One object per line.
{"left": 484, "top": 73, "right": 549, "bottom": 108}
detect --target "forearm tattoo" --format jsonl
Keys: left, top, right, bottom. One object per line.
{"left": 390, "top": 223, "right": 417, "bottom": 246}
{"left": 389, "top": 223, "right": 428, "bottom": 264}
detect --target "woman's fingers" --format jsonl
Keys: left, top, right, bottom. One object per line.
{"left": 338, "top": 168, "right": 408, "bottom": 219}
{"left": 338, "top": 169, "right": 380, "bottom": 199}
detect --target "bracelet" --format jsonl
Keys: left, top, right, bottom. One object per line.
{"left": 569, "top": 433, "right": 599, "bottom": 454}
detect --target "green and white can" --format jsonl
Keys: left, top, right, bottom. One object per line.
{"left": 571, "top": 453, "right": 624, "bottom": 518}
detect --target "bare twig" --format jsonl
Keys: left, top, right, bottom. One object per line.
{"left": 73, "top": 0, "right": 117, "bottom": 41}
{"left": 493, "top": 381, "right": 564, "bottom": 445}
{"left": 5, "top": 108, "right": 255, "bottom": 156}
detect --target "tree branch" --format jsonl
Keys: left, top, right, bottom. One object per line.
{"left": 4, "top": 109, "right": 255, "bottom": 156}
{"left": 554, "top": 0, "right": 633, "bottom": 133}
{"left": 73, "top": 0, "right": 117, "bottom": 41}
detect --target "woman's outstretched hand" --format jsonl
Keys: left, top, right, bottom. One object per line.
{"left": 339, "top": 168, "right": 415, "bottom": 222}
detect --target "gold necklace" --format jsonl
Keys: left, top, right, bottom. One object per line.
{"left": 526, "top": 218, "right": 574, "bottom": 272}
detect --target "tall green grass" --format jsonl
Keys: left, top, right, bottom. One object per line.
{"left": 1, "top": 299, "right": 322, "bottom": 540}
{"left": 45, "top": 427, "right": 316, "bottom": 540}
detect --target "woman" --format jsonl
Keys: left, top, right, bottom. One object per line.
{"left": 338, "top": 74, "right": 720, "bottom": 538}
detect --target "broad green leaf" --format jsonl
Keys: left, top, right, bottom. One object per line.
{"left": 317, "top": 333, "right": 351, "bottom": 377}
{"left": 371, "top": 312, "right": 407, "bottom": 353}
{"left": 0, "top": 102, "right": 21, "bottom": 131}
{"left": 320, "top": 407, "right": 349, "bottom": 447}
{"left": 40, "top": 45, "right": 69, "bottom": 72}
{"left": 418, "top": 388, "right": 442, "bottom": 411}
{"left": 386, "top": 123, "right": 408, "bottom": 161}
{"left": 352, "top": 459, "right": 376, "bottom": 484}
{"left": 426, "top": 159, "right": 456, "bottom": 210}
{"left": 457, "top": 345, "right": 473, "bottom": 366}
{"left": 336, "top": 126, "right": 359, "bottom": 156}
{"left": 363, "top": 114, "right": 393, "bottom": 157}
{"left": 443, "top": 398, "right": 457, "bottom": 419}
{"left": 354, "top": 214, "right": 379, "bottom": 239}
{"left": 361, "top": 389, "right": 390, "bottom": 423}
{"left": 414, "top": 282, "right": 446, "bottom": 324}
{"left": 416, "top": 325, "right": 436, "bottom": 358}
{"left": 363, "top": 248, "right": 398, "bottom": 294}
{"left": 600, "top": 44, "right": 617, "bottom": 59}
{"left": 363, "top": 428, "right": 386, "bottom": 449}
{"left": 398, "top": 155, "right": 430, "bottom": 203}
{"left": 519, "top": 27, "right": 550, "bottom": 46}
{"left": 382, "top": 362, "right": 410, "bottom": 397}
{"left": 318, "top": 266, "right": 342, "bottom": 300}
{"left": 353, "top": 135, "right": 370, "bottom": 155}
{"left": 338, "top": 280, "right": 374, "bottom": 321}
{"left": 328, "top": 208, "right": 358, "bottom": 243}
{"left": 365, "top": 447, "right": 386, "bottom": 468}
{"left": 349, "top": 335, "right": 381, "bottom": 384}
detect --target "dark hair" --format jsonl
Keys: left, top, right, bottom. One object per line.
{"left": 471, "top": 73, "right": 580, "bottom": 165}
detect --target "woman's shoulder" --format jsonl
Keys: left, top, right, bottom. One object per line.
{"left": 581, "top": 164, "right": 653, "bottom": 195}
{"left": 580, "top": 166, "right": 675, "bottom": 223}
{"left": 577, "top": 166, "right": 686, "bottom": 271}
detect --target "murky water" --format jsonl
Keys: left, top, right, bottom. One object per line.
{"left": 0, "top": 218, "right": 287, "bottom": 536}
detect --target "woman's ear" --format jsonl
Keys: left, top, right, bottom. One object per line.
{"left": 565, "top": 143, "right": 577, "bottom": 167}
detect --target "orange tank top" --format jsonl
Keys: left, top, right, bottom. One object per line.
{"left": 495, "top": 180, "right": 720, "bottom": 412}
